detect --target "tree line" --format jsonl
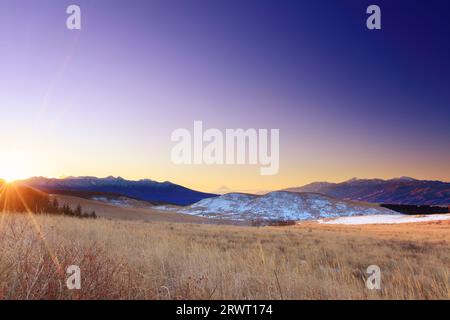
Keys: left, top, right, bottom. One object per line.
{"left": 381, "top": 203, "right": 450, "bottom": 215}
{"left": 46, "top": 198, "right": 97, "bottom": 219}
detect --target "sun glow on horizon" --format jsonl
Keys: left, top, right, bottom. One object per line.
{"left": 0, "top": 169, "right": 30, "bottom": 183}
{"left": 0, "top": 153, "right": 35, "bottom": 183}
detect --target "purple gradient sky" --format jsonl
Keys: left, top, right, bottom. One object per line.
{"left": 1, "top": 0, "right": 449, "bottom": 192}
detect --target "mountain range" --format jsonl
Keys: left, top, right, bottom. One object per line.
{"left": 20, "top": 176, "right": 217, "bottom": 206}
{"left": 13, "top": 176, "right": 450, "bottom": 213}
{"left": 284, "top": 177, "right": 450, "bottom": 206}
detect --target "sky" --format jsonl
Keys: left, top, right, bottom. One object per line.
{"left": 0, "top": 0, "right": 449, "bottom": 192}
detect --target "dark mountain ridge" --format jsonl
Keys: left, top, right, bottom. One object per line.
{"left": 285, "top": 177, "right": 450, "bottom": 206}
{"left": 20, "top": 176, "right": 217, "bottom": 206}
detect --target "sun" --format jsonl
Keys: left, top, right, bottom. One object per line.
{"left": 1, "top": 170, "right": 28, "bottom": 183}
{"left": 0, "top": 155, "right": 32, "bottom": 183}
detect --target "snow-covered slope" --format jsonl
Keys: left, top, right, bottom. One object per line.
{"left": 177, "top": 191, "right": 394, "bottom": 221}
{"left": 190, "top": 193, "right": 258, "bottom": 213}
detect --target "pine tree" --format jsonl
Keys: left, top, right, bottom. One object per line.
{"left": 75, "top": 205, "right": 82, "bottom": 217}
{"left": 63, "top": 204, "right": 71, "bottom": 216}
{"left": 50, "top": 198, "right": 59, "bottom": 214}
{"left": 52, "top": 198, "right": 59, "bottom": 210}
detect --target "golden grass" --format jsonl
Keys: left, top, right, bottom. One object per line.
{"left": 0, "top": 213, "right": 449, "bottom": 300}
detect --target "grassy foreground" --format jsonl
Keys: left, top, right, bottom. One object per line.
{"left": 0, "top": 213, "right": 449, "bottom": 299}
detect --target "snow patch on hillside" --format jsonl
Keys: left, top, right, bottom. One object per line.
{"left": 319, "top": 214, "right": 450, "bottom": 225}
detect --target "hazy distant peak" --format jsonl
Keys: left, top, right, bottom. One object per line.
{"left": 213, "top": 186, "right": 233, "bottom": 194}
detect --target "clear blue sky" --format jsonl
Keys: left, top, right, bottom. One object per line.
{"left": 0, "top": 0, "right": 449, "bottom": 191}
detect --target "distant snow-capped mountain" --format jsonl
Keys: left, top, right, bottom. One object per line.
{"left": 284, "top": 177, "right": 450, "bottom": 205}
{"left": 21, "top": 176, "right": 217, "bottom": 206}
{"left": 168, "top": 191, "right": 394, "bottom": 221}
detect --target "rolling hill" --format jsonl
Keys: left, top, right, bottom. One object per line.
{"left": 0, "top": 181, "right": 50, "bottom": 213}
{"left": 167, "top": 191, "right": 394, "bottom": 222}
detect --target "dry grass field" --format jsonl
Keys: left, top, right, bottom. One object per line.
{"left": 0, "top": 211, "right": 449, "bottom": 300}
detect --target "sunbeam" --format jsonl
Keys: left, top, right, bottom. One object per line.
{"left": 11, "top": 184, "right": 64, "bottom": 277}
